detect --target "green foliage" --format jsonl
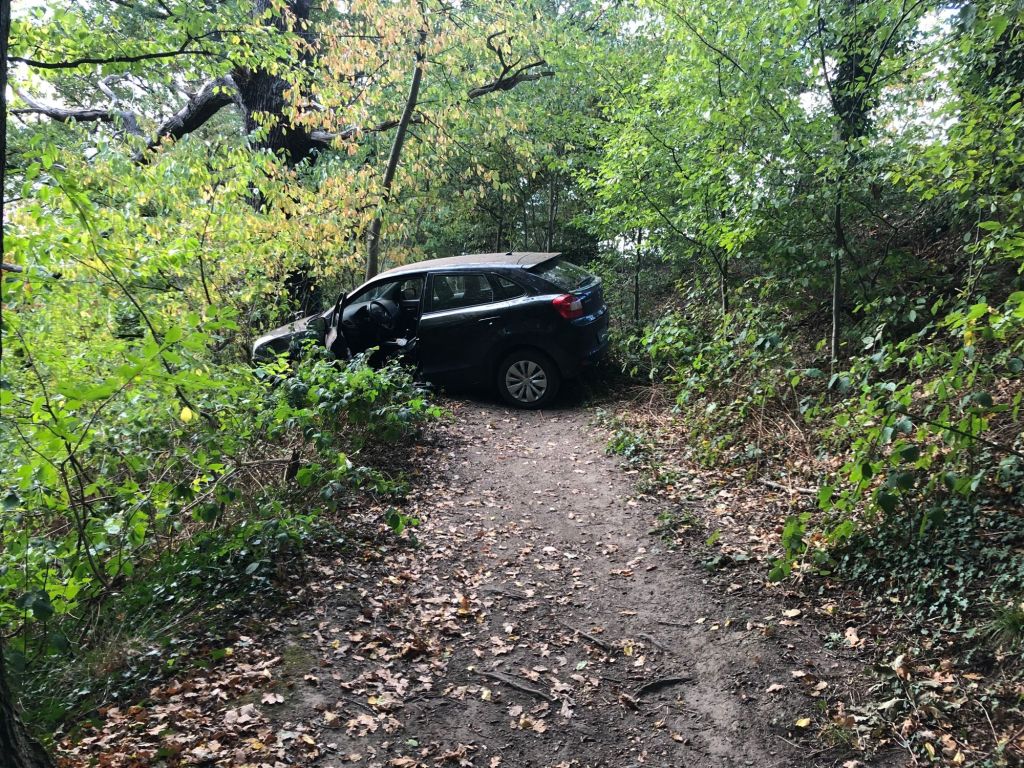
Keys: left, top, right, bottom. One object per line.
{"left": 606, "top": 425, "right": 651, "bottom": 464}
{"left": 582, "top": 7, "right": 1024, "bottom": 719}
{"left": 0, "top": 334, "right": 438, "bottom": 666}
{"left": 627, "top": 293, "right": 798, "bottom": 464}
{"left": 838, "top": 498, "right": 1024, "bottom": 631}
{"left": 6, "top": 0, "right": 1024, "bottom": 757}
{"left": 0, "top": 150, "right": 439, "bottom": 672}
{"left": 265, "top": 347, "right": 441, "bottom": 506}
{"left": 985, "top": 599, "right": 1024, "bottom": 651}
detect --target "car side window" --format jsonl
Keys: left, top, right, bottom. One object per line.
{"left": 489, "top": 274, "right": 526, "bottom": 300}
{"left": 398, "top": 277, "right": 423, "bottom": 302}
{"left": 429, "top": 274, "right": 495, "bottom": 311}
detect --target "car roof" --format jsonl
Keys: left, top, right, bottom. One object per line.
{"left": 376, "top": 251, "right": 560, "bottom": 279}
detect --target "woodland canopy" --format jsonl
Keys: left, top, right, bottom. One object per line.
{"left": 1, "top": 0, "right": 1022, "bottom": 765}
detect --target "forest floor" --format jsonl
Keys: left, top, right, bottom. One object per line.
{"left": 57, "top": 391, "right": 902, "bottom": 768}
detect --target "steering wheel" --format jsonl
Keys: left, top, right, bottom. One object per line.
{"left": 367, "top": 299, "right": 399, "bottom": 333}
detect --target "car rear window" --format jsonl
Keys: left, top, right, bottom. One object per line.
{"left": 529, "top": 258, "right": 595, "bottom": 292}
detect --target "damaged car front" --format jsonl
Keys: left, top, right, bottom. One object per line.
{"left": 251, "top": 311, "right": 333, "bottom": 362}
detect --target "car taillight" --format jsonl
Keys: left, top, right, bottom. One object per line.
{"left": 552, "top": 293, "right": 584, "bottom": 320}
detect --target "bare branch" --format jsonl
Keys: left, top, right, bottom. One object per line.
{"left": 9, "top": 33, "right": 219, "bottom": 70}
{"left": 467, "top": 60, "right": 553, "bottom": 99}
{"left": 136, "top": 75, "right": 236, "bottom": 160}
{"left": 12, "top": 88, "right": 143, "bottom": 135}
{"left": 308, "top": 115, "right": 423, "bottom": 149}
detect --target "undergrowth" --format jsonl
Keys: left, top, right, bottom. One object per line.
{"left": 1, "top": 335, "right": 441, "bottom": 733}
{"left": 602, "top": 277, "right": 1024, "bottom": 763}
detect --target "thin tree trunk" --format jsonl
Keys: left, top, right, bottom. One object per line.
{"left": 831, "top": 249, "right": 841, "bottom": 368}
{"left": 521, "top": 195, "right": 530, "bottom": 250}
{"left": 720, "top": 256, "right": 729, "bottom": 315}
{"left": 831, "top": 193, "right": 845, "bottom": 368}
{"left": 633, "top": 230, "right": 643, "bottom": 324}
{"left": 825, "top": 0, "right": 871, "bottom": 368}
{"left": 546, "top": 175, "right": 558, "bottom": 251}
{"left": 706, "top": 249, "right": 729, "bottom": 316}
{"left": 366, "top": 27, "right": 427, "bottom": 281}
{"left": 2, "top": 0, "right": 9, "bottom": 242}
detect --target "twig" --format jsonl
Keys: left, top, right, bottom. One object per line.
{"left": 766, "top": 736, "right": 834, "bottom": 766}
{"left": 634, "top": 675, "right": 693, "bottom": 698}
{"left": 758, "top": 479, "right": 817, "bottom": 495}
{"left": 339, "top": 694, "right": 376, "bottom": 715}
{"left": 481, "top": 586, "right": 527, "bottom": 600}
{"left": 475, "top": 670, "right": 553, "bottom": 702}
{"left": 638, "top": 632, "right": 669, "bottom": 652}
{"left": 558, "top": 619, "right": 616, "bottom": 652}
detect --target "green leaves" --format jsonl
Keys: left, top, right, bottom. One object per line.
{"left": 15, "top": 590, "right": 55, "bottom": 621}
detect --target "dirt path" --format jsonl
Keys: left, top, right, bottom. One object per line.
{"left": 250, "top": 396, "right": 890, "bottom": 768}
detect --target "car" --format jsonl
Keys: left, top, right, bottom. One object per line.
{"left": 252, "top": 252, "right": 610, "bottom": 408}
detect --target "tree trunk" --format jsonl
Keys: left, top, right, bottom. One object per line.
{"left": 0, "top": 638, "right": 55, "bottom": 768}
{"left": 546, "top": 175, "right": 558, "bottom": 251}
{"left": 825, "top": 0, "right": 872, "bottom": 367}
{"left": 633, "top": 230, "right": 643, "bottom": 324}
{"left": 521, "top": 198, "right": 530, "bottom": 251}
{"left": 720, "top": 256, "right": 729, "bottom": 315}
{"left": 233, "top": 0, "right": 317, "bottom": 165}
{"left": 0, "top": 20, "right": 49, "bottom": 760}
{"left": 830, "top": 193, "right": 846, "bottom": 368}
{"left": 831, "top": 248, "right": 841, "bottom": 369}
{"left": 365, "top": 27, "right": 427, "bottom": 281}
{"left": 232, "top": 0, "right": 322, "bottom": 313}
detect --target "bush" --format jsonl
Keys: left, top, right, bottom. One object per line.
{"left": 0, "top": 331, "right": 439, "bottom": 672}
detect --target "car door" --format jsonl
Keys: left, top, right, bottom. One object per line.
{"left": 415, "top": 272, "right": 502, "bottom": 384}
{"left": 335, "top": 275, "right": 424, "bottom": 354}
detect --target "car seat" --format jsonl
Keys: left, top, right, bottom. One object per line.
{"left": 433, "top": 278, "right": 455, "bottom": 309}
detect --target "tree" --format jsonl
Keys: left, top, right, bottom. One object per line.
{"left": 9, "top": 0, "right": 555, "bottom": 301}
{"left": 3, "top": 1, "right": 57, "bottom": 761}
{"left": 0, "top": 640, "right": 55, "bottom": 768}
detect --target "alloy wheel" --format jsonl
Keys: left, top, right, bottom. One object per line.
{"left": 504, "top": 359, "right": 548, "bottom": 403}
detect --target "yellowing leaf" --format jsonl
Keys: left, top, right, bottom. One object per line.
{"left": 180, "top": 406, "right": 195, "bottom": 423}
{"left": 795, "top": 717, "right": 812, "bottom": 728}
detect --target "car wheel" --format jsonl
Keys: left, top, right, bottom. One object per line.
{"left": 497, "top": 350, "right": 560, "bottom": 409}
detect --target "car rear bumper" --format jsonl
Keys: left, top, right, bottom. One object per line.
{"left": 558, "top": 305, "right": 609, "bottom": 377}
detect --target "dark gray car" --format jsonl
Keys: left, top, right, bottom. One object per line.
{"left": 252, "top": 252, "right": 609, "bottom": 408}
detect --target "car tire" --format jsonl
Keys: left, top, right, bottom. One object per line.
{"left": 497, "top": 350, "right": 560, "bottom": 409}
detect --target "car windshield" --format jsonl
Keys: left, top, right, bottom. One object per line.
{"left": 348, "top": 282, "right": 396, "bottom": 305}
{"left": 344, "top": 276, "right": 422, "bottom": 306}
{"left": 529, "top": 258, "right": 595, "bottom": 292}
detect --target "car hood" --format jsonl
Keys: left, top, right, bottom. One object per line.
{"left": 252, "top": 313, "right": 324, "bottom": 359}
